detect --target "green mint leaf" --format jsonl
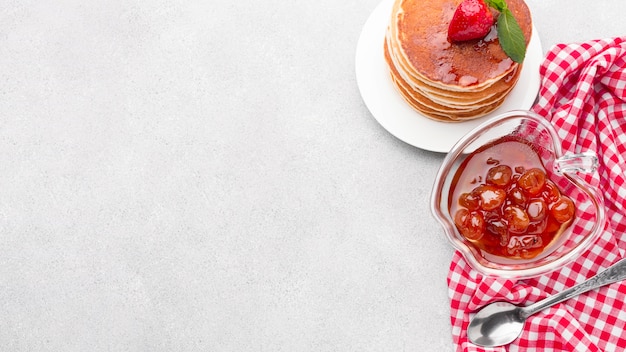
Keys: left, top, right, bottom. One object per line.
{"left": 497, "top": 9, "right": 526, "bottom": 63}
{"left": 484, "top": 0, "right": 507, "bottom": 12}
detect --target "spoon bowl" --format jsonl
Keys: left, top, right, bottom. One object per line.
{"left": 468, "top": 302, "right": 524, "bottom": 347}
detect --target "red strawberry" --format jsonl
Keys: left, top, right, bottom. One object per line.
{"left": 448, "top": 0, "right": 495, "bottom": 42}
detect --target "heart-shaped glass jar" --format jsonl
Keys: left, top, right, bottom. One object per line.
{"left": 431, "top": 110, "right": 605, "bottom": 279}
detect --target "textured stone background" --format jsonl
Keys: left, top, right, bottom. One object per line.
{"left": 1, "top": 0, "right": 624, "bottom": 350}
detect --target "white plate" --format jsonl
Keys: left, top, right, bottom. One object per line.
{"left": 355, "top": 0, "right": 543, "bottom": 153}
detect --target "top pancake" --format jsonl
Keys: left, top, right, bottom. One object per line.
{"left": 391, "top": 0, "right": 532, "bottom": 89}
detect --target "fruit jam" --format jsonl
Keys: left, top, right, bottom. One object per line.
{"left": 449, "top": 136, "right": 575, "bottom": 260}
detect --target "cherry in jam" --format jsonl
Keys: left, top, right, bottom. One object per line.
{"left": 449, "top": 137, "right": 575, "bottom": 260}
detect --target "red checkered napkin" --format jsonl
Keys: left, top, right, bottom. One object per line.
{"left": 447, "top": 36, "right": 626, "bottom": 351}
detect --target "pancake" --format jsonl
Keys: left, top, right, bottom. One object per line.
{"left": 384, "top": 0, "right": 532, "bottom": 121}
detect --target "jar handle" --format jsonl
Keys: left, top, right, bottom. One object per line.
{"left": 553, "top": 152, "right": 598, "bottom": 174}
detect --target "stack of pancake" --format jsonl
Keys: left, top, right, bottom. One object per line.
{"left": 384, "top": 0, "right": 532, "bottom": 122}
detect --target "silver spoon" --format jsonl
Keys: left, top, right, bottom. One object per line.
{"left": 468, "top": 257, "right": 626, "bottom": 347}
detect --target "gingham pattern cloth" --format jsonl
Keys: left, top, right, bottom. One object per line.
{"left": 447, "top": 36, "right": 626, "bottom": 351}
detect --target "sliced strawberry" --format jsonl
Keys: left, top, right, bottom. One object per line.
{"left": 448, "top": 0, "right": 495, "bottom": 42}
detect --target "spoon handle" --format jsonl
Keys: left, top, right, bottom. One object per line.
{"left": 523, "top": 257, "right": 626, "bottom": 318}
